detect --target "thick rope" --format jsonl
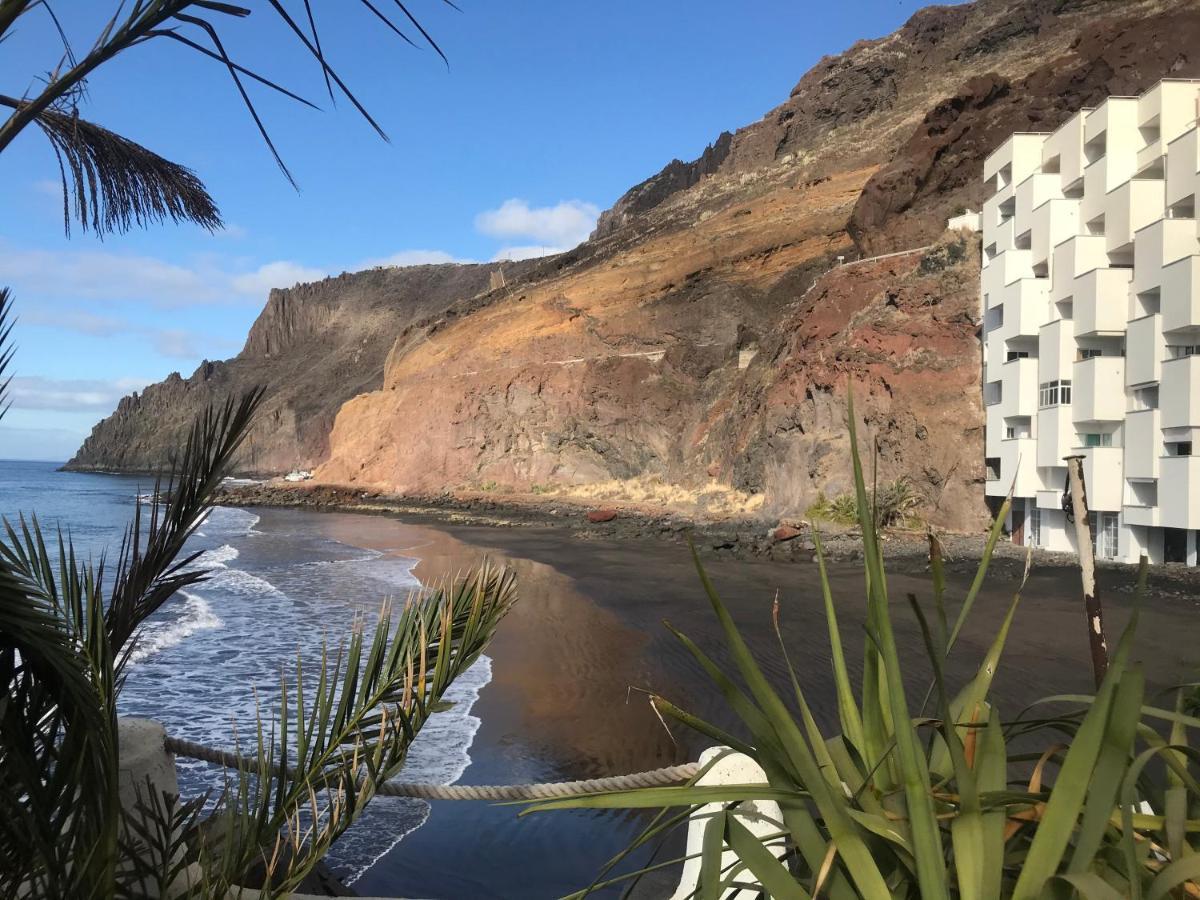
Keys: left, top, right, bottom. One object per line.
{"left": 164, "top": 734, "right": 699, "bottom": 801}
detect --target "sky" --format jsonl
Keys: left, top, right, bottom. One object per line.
{"left": 0, "top": 0, "right": 947, "bottom": 460}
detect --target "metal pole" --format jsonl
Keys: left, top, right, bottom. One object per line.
{"left": 1064, "top": 454, "right": 1108, "bottom": 687}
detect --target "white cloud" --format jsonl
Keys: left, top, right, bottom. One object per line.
{"left": 23, "top": 309, "right": 125, "bottom": 336}
{"left": 21, "top": 309, "right": 225, "bottom": 360}
{"left": 0, "top": 242, "right": 330, "bottom": 307}
{"left": 360, "top": 249, "right": 472, "bottom": 268}
{"left": 151, "top": 329, "right": 203, "bottom": 359}
{"left": 491, "top": 245, "right": 566, "bottom": 262}
{"left": 8, "top": 376, "right": 152, "bottom": 412}
{"left": 229, "top": 261, "right": 328, "bottom": 297}
{"left": 475, "top": 199, "right": 599, "bottom": 250}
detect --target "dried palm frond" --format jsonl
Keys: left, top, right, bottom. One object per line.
{"left": 0, "top": 96, "right": 222, "bottom": 236}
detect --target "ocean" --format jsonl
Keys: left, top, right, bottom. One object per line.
{"left": 0, "top": 460, "right": 490, "bottom": 886}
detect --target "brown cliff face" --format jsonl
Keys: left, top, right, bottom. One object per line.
{"left": 66, "top": 262, "right": 533, "bottom": 473}
{"left": 71, "top": 0, "right": 1200, "bottom": 529}
{"left": 849, "top": 7, "right": 1200, "bottom": 254}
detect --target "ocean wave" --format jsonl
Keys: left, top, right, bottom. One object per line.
{"left": 202, "top": 506, "right": 261, "bottom": 538}
{"left": 337, "top": 655, "right": 493, "bottom": 885}
{"left": 128, "top": 592, "right": 223, "bottom": 665}
{"left": 192, "top": 544, "right": 239, "bottom": 569}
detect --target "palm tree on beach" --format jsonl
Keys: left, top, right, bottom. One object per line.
{"left": 0, "top": 4, "right": 517, "bottom": 896}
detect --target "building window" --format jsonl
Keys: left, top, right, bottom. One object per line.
{"left": 1006, "top": 426, "right": 1016, "bottom": 439}
{"left": 984, "top": 381, "right": 1003, "bottom": 406}
{"left": 1029, "top": 508, "right": 1042, "bottom": 548}
{"left": 1007, "top": 350, "right": 1029, "bottom": 361}
{"left": 1168, "top": 345, "right": 1200, "bottom": 358}
{"left": 1171, "top": 442, "right": 1193, "bottom": 457}
{"left": 1039, "top": 380, "right": 1072, "bottom": 408}
{"left": 1092, "top": 512, "right": 1118, "bottom": 560}
{"left": 1082, "top": 433, "right": 1113, "bottom": 448}
{"left": 1079, "top": 348, "right": 1103, "bottom": 360}
{"left": 986, "top": 458, "right": 1001, "bottom": 480}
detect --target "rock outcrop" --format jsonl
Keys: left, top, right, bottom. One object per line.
{"left": 67, "top": 262, "right": 535, "bottom": 473}
{"left": 69, "top": 0, "right": 1200, "bottom": 530}
{"left": 849, "top": 6, "right": 1200, "bottom": 254}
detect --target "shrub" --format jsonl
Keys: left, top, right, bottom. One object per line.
{"left": 532, "top": 396, "right": 1199, "bottom": 898}
{"left": 807, "top": 476, "right": 920, "bottom": 530}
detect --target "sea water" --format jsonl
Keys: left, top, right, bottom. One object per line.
{"left": 0, "top": 461, "right": 489, "bottom": 884}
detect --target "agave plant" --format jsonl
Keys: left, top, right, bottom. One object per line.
{"left": 530, "top": 395, "right": 1200, "bottom": 899}
{"left": 0, "top": 292, "right": 517, "bottom": 897}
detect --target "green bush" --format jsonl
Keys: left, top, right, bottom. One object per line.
{"left": 808, "top": 476, "right": 920, "bottom": 530}
{"left": 532, "top": 396, "right": 1200, "bottom": 899}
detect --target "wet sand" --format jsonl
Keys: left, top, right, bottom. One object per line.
{"left": 255, "top": 508, "right": 1200, "bottom": 899}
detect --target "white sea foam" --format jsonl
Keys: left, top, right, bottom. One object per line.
{"left": 341, "top": 655, "right": 493, "bottom": 885}
{"left": 128, "top": 592, "right": 223, "bottom": 665}
{"left": 193, "top": 544, "right": 239, "bottom": 569}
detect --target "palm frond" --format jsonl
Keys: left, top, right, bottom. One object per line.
{"left": 0, "top": 95, "right": 221, "bottom": 236}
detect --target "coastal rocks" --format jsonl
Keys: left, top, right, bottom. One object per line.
{"left": 772, "top": 524, "right": 803, "bottom": 542}
{"left": 587, "top": 509, "right": 619, "bottom": 523}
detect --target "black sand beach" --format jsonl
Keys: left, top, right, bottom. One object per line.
{"left": 249, "top": 507, "right": 1200, "bottom": 899}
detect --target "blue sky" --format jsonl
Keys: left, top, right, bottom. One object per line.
{"left": 0, "top": 0, "right": 942, "bottom": 460}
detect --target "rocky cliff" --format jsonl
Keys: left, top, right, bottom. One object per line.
{"left": 70, "top": 0, "right": 1200, "bottom": 530}
{"left": 66, "top": 262, "right": 536, "bottom": 473}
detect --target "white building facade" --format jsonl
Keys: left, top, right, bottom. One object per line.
{"left": 982, "top": 79, "right": 1200, "bottom": 565}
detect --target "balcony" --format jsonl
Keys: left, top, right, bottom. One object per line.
{"left": 1106, "top": 178, "right": 1165, "bottom": 255}
{"left": 1038, "top": 318, "right": 1076, "bottom": 381}
{"left": 1052, "top": 235, "right": 1107, "bottom": 303}
{"left": 1166, "top": 128, "right": 1200, "bottom": 209}
{"left": 1161, "top": 255, "right": 1200, "bottom": 336}
{"left": 1037, "top": 405, "right": 1074, "bottom": 468}
{"left": 1160, "top": 455, "right": 1200, "bottom": 529}
{"left": 1133, "top": 218, "right": 1198, "bottom": 295}
{"left": 1082, "top": 155, "right": 1111, "bottom": 225}
{"left": 1001, "top": 357, "right": 1039, "bottom": 417}
{"left": 1074, "top": 267, "right": 1131, "bottom": 336}
{"left": 1029, "top": 198, "right": 1079, "bottom": 271}
{"left": 1000, "top": 438, "right": 1042, "bottom": 498}
{"left": 1161, "top": 355, "right": 1200, "bottom": 429}
{"left": 1002, "top": 278, "right": 1051, "bottom": 340}
{"left": 1125, "top": 314, "right": 1163, "bottom": 387}
{"left": 1036, "top": 488, "right": 1063, "bottom": 510}
{"left": 1074, "top": 446, "right": 1123, "bottom": 512}
{"left": 1043, "top": 112, "right": 1086, "bottom": 186}
{"left": 1124, "top": 501, "right": 1161, "bottom": 527}
{"left": 1124, "top": 408, "right": 1161, "bottom": 479}
{"left": 985, "top": 404, "right": 1004, "bottom": 458}
{"left": 1136, "top": 136, "right": 1164, "bottom": 176}
{"left": 1072, "top": 356, "right": 1126, "bottom": 423}
{"left": 992, "top": 248, "right": 1036, "bottom": 288}
{"left": 1016, "top": 173, "right": 1063, "bottom": 224}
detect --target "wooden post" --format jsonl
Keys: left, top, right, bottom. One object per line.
{"left": 1064, "top": 454, "right": 1108, "bottom": 688}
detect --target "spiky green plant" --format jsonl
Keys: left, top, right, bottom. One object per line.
{"left": 808, "top": 477, "right": 921, "bottom": 530}
{"left": 530, "top": 394, "right": 1200, "bottom": 899}
{"left": 0, "top": 291, "right": 516, "bottom": 898}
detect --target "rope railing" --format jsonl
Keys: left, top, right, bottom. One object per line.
{"left": 163, "top": 734, "right": 700, "bottom": 802}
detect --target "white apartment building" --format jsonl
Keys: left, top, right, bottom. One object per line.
{"left": 982, "top": 79, "right": 1200, "bottom": 565}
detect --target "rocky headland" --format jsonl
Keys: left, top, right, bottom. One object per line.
{"left": 69, "top": 0, "right": 1200, "bottom": 535}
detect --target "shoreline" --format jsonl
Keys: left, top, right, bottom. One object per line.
{"left": 218, "top": 481, "right": 1200, "bottom": 590}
